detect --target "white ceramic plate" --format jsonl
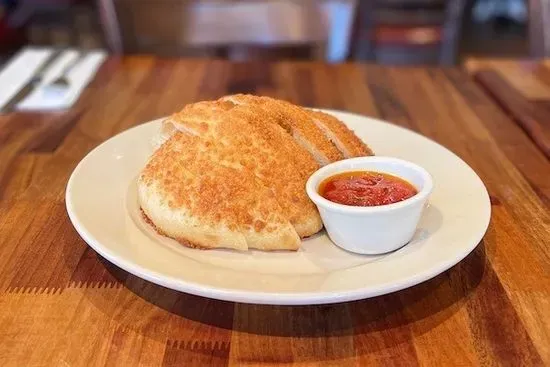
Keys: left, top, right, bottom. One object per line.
{"left": 66, "top": 110, "right": 490, "bottom": 305}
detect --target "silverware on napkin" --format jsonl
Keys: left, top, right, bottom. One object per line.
{"left": 47, "top": 51, "right": 88, "bottom": 93}
{"left": 0, "top": 50, "right": 62, "bottom": 114}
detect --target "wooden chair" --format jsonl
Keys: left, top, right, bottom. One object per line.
{"left": 529, "top": 0, "right": 550, "bottom": 57}
{"left": 96, "top": 0, "right": 357, "bottom": 61}
{"left": 353, "top": 0, "right": 467, "bottom": 65}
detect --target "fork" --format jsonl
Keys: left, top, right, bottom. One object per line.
{"left": 0, "top": 50, "right": 63, "bottom": 113}
{"left": 47, "top": 51, "right": 87, "bottom": 92}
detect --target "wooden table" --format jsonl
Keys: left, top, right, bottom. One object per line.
{"left": 0, "top": 57, "right": 548, "bottom": 366}
{"left": 465, "top": 58, "right": 550, "bottom": 158}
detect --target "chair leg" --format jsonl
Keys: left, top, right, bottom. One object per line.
{"left": 353, "top": 0, "right": 375, "bottom": 61}
{"left": 529, "top": 0, "right": 550, "bottom": 57}
{"left": 440, "top": 0, "right": 467, "bottom": 65}
{"left": 97, "top": 0, "right": 123, "bottom": 53}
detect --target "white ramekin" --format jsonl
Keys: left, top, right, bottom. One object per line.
{"left": 306, "top": 156, "right": 433, "bottom": 255}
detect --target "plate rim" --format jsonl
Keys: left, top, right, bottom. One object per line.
{"left": 66, "top": 109, "right": 491, "bottom": 305}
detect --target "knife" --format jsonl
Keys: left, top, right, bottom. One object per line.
{"left": 0, "top": 50, "right": 63, "bottom": 114}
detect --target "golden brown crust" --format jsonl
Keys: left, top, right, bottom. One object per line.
{"left": 167, "top": 101, "right": 322, "bottom": 238}
{"left": 221, "top": 94, "right": 344, "bottom": 165}
{"left": 263, "top": 97, "right": 344, "bottom": 163}
{"left": 308, "top": 110, "right": 374, "bottom": 157}
{"left": 139, "top": 131, "right": 300, "bottom": 251}
{"left": 227, "top": 104, "right": 320, "bottom": 178}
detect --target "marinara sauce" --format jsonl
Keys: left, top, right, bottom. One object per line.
{"left": 319, "top": 171, "right": 418, "bottom": 207}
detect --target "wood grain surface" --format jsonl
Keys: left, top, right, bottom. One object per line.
{"left": 0, "top": 57, "right": 549, "bottom": 366}
{"left": 465, "top": 58, "right": 550, "bottom": 158}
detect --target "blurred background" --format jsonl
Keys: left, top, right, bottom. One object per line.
{"left": 0, "top": 0, "right": 547, "bottom": 65}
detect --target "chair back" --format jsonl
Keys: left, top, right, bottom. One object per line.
{"left": 98, "top": 0, "right": 337, "bottom": 60}
{"left": 353, "top": 0, "right": 466, "bottom": 65}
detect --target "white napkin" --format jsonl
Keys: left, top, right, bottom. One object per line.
{"left": 0, "top": 47, "right": 107, "bottom": 111}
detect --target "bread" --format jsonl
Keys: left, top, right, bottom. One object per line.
{"left": 164, "top": 100, "right": 323, "bottom": 238}
{"left": 221, "top": 94, "right": 344, "bottom": 165}
{"left": 307, "top": 110, "right": 374, "bottom": 157}
{"left": 139, "top": 132, "right": 301, "bottom": 251}
{"left": 139, "top": 95, "right": 374, "bottom": 251}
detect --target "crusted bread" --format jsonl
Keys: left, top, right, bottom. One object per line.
{"left": 307, "top": 110, "right": 374, "bottom": 157}
{"left": 227, "top": 102, "right": 320, "bottom": 178}
{"left": 139, "top": 131, "right": 300, "bottom": 251}
{"left": 221, "top": 94, "right": 344, "bottom": 165}
{"left": 165, "top": 101, "right": 323, "bottom": 238}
